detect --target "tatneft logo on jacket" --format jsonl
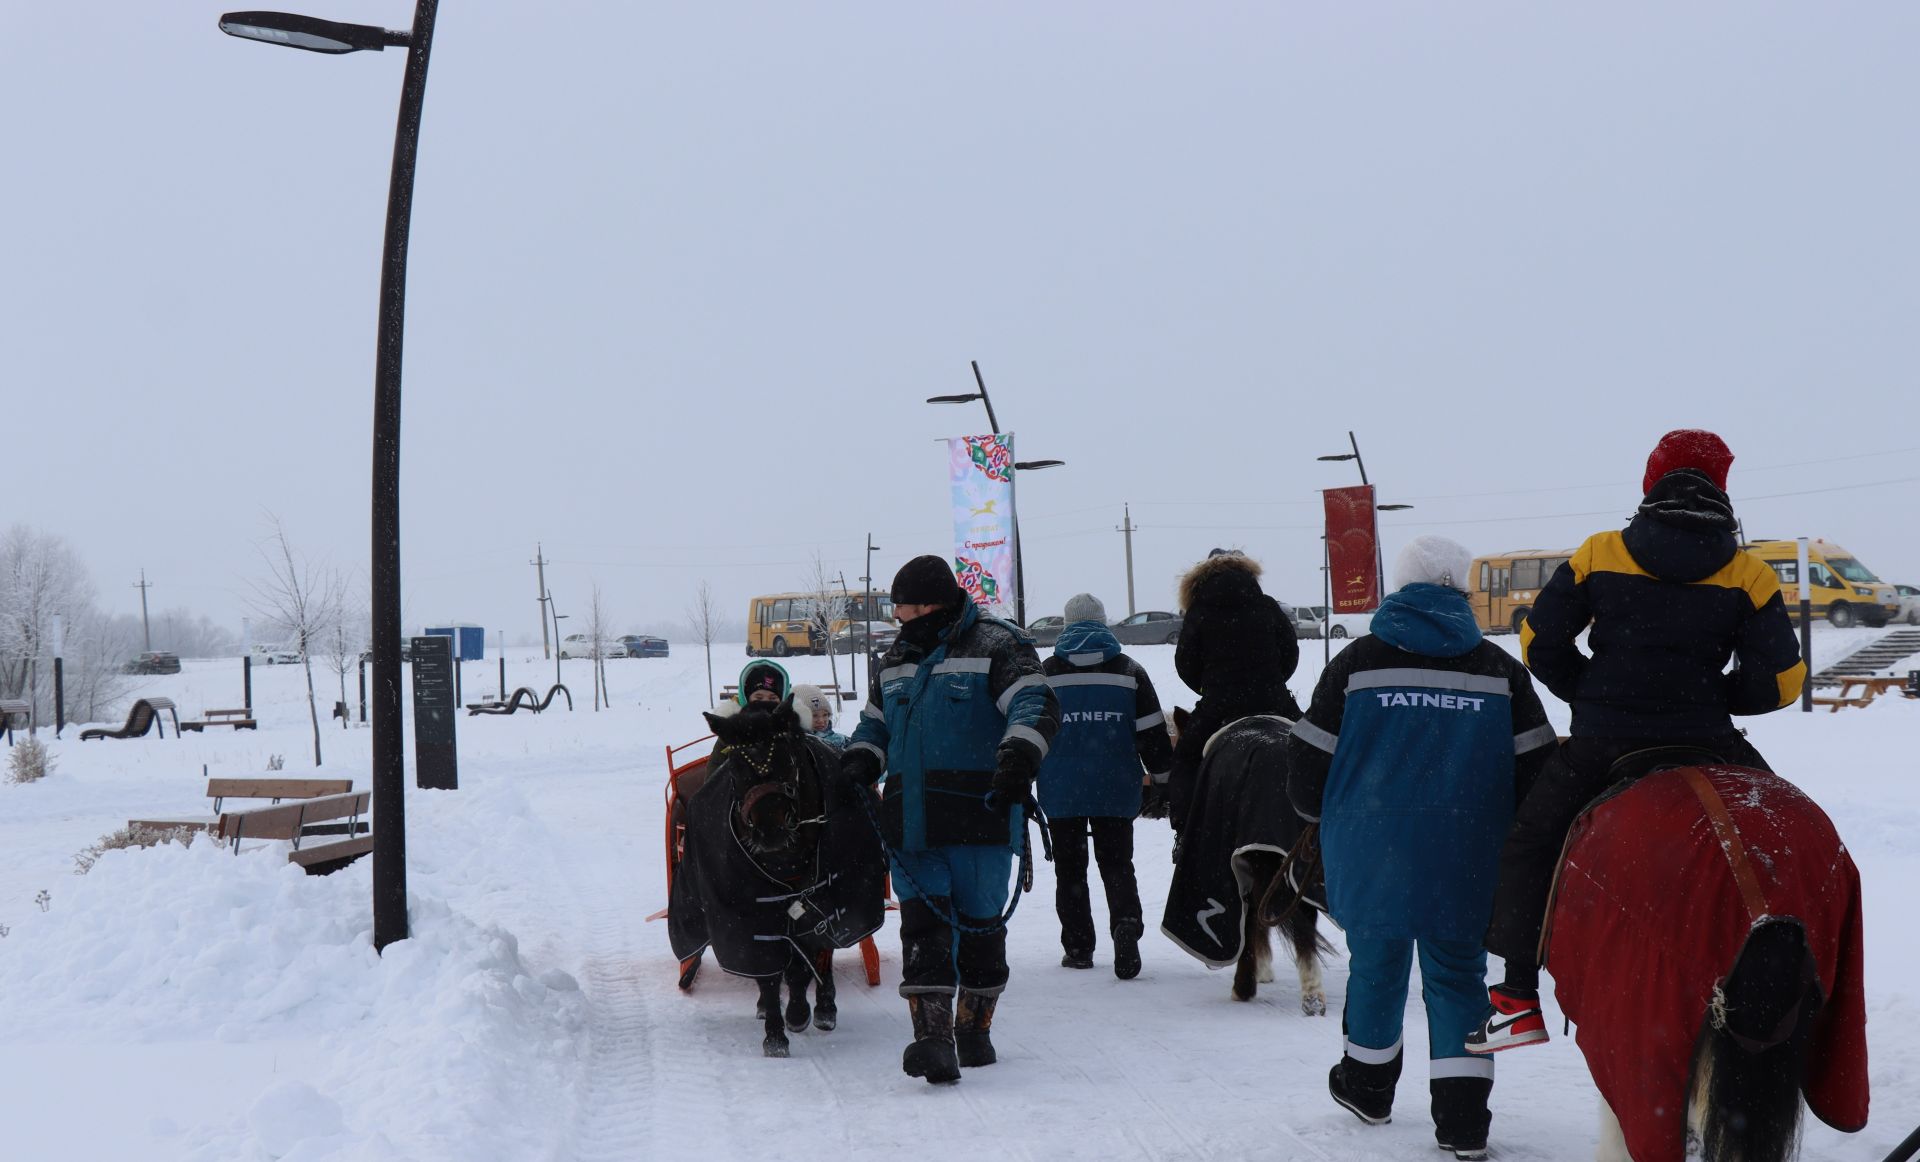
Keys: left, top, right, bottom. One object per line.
{"left": 1061, "top": 709, "right": 1128, "bottom": 724}
{"left": 1372, "top": 691, "right": 1488, "bottom": 712}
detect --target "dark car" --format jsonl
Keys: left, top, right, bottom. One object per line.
{"left": 831, "top": 622, "right": 898, "bottom": 657}
{"left": 1024, "top": 616, "right": 1066, "bottom": 648}
{"left": 1109, "top": 610, "right": 1183, "bottom": 645}
{"left": 123, "top": 651, "right": 182, "bottom": 675}
{"left": 619, "top": 634, "right": 670, "bottom": 658}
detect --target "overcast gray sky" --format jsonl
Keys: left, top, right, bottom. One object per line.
{"left": 6, "top": 2, "right": 1917, "bottom": 644}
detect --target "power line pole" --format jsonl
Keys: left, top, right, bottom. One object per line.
{"left": 133, "top": 569, "right": 154, "bottom": 652}
{"left": 1117, "top": 504, "right": 1138, "bottom": 617}
{"left": 531, "top": 543, "right": 551, "bottom": 659}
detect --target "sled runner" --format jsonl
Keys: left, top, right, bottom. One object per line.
{"left": 648, "top": 733, "right": 884, "bottom": 990}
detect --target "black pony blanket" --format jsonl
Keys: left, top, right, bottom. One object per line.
{"left": 668, "top": 735, "right": 887, "bottom": 979}
{"left": 1161, "top": 715, "right": 1322, "bottom": 966}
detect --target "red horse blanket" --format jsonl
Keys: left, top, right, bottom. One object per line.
{"left": 1545, "top": 765, "right": 1868, "bottom": 1161}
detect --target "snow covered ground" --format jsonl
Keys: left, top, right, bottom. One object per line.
{"left": 0, "top": 630, "right": 1913, "bottom": 1160}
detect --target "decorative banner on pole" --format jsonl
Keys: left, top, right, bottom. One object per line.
{"left": 948, "top": 432, "right": 1018, "bottom": 617}
{"left": 1324, "top": 484, "right": 1382, "bottom": 614}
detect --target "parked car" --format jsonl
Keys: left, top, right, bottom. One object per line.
{"left": 558, "top": 633, "right": 612, "bottom": 659}
{"left": 357, "top": 641, "right": 415, "bottom": 664}
{"left": 123, "top": 651, "right": 182, "bottom": 675}
{"left": 1109, "top": 610, "right": 1183, "bottom": 645}
{"left": 1287, "top": 604, "right": 1352, "bottom": 640}
{"left": 250, "top": 643, "right": 300, "bottom": 665}
{"left": 1024, "top": 615, "right": 1066, "bottom": 648}
{"left": 830, "top": 622, "right": 897, "bottom": 656}
{"left": 1895, "top": 584, "right": 1920, "bottom": 625}
{"left": 619, "top": 635, "right": 670, "bottom": 658}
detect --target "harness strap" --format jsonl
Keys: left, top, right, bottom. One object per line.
{"left": 1681, "top": 766, "right": 1770, "bottom": 923}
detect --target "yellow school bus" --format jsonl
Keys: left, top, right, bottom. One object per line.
{"left": 1467, "top": 549, "right": 1574, "bottom": 635}
{"left": 746, "top": 590, "right": 895, "bottom": 657}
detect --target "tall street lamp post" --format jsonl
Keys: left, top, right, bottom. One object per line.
{"left": 926, "top": 361, "right": 1064, "bottom": 627}
{"left": 1316, "top": 430, "right": 1413, "bottom": 664}
{"left": 220, "top": 2, "right": 441, "bottom": 953}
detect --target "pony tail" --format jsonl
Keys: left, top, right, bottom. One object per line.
{"left": 1693, "top": 919, "right": 1822, "bottom": 1162}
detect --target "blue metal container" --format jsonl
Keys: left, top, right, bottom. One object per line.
{"left": 425, "top": 624, "right": 485, "bottom": 662}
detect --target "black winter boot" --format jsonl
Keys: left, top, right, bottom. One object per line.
{"left": 1431, "top": 1075, "right": 1493, "bottom": 1160}
{"left": 955, "top": 990, "right": 999, "bottom": 1067}
{"left": 901, "top": 993, "right": 960, "bottom": 1084}
{"left": 1328, "top": 1049, "right": 1402, "bottom": 1125}
{"left": 1112, "top": 918, "right": 1144, "bottom": 980}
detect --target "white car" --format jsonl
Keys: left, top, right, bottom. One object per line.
{"left": 1895, "top": 584, "right": 1920, "bottom": 625}
{"left": 558, "top": 633, "right": 624, "bottom": 659}
{"left": 249, "top": 643, "right": 299, "bottom": 665}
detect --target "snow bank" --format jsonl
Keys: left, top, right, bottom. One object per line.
{"left": 0, "top": 782, "right": 585, "bottom": 1160}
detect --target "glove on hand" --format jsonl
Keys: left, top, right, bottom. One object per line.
{"left": 988, "top": 746, "right": 1037, "bottom": 807}
{"left": 1138, "top": 779, "right": 1170, "bottom": 820}
{"left": 839, "top": 748, "right": 881, "bottom": 789}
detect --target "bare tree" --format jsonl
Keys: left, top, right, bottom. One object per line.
{"left": 803, "top": 552, "right": 848, "bottom": 693}
{"left": 687, "top": 579, "right": 718, "bottom": 708}
{"left": 248, "top": 516, "right": 342, "bottom": 766}
{"left": 585, "top": 583, "right": 613, "bottom": 711}
{"left": 321, "top": 594, "right": 367, "bottom": 729}
{"left": 0, "top": 525, "right": 129, "bottom": 727}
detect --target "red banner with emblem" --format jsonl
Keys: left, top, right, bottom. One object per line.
{"left": 1324, "top": 485, "right": 1381, "bottom": 614}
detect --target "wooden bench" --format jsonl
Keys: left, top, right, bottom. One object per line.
{"left": 129, "top": 777, "right": 368, "bottom": 873}
{"left": 0, "top": 698, "right": 28, "bottom": 745}
{"left": 1812, "top": 675, "right": 1910, "bottom": 713}
{"left": 179, "top": 707, "right": 259, "bottom": 732}
{"left": 80, "top": 697, "right": 180, "bottom": 741}
{"left": 718, "top": 681, "right": 857, "bottom": 705}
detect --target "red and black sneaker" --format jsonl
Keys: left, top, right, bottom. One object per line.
{"left": 1464, "top": 985, "right": 1549, "bottom": 1054}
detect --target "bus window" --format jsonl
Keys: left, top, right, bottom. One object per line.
{"left": 1511, "top": 559, "right": 1542, "bottom": 590}
{"left": 1489, "top": 567, "right": 1510, "bottom": 598}
{"left": 1771, "top": 561, "right": 1798, "bottom": 586}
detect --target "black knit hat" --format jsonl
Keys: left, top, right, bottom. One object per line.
{"left": 892, "top": 555, "right": 965, "bottom": 605}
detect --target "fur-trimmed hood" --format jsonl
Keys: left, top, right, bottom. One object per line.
{"left": 1178, "top": 552, "right": 1265, "bottom": 613}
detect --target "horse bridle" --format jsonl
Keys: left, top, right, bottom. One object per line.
{"left": 730, "top": 734, "right": 826, "bottom": 839}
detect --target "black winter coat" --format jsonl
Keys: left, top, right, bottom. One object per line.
{"left": 1174, "top": 554, "right": 1302, "bottom": 719}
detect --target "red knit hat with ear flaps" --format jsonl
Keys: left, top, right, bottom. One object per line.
{"left": 1642, "top": 429, "right": 1734, "bottom": 494}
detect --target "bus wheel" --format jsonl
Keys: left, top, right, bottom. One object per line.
{"left": 1827, "top": 602, "right": 1856, "bottom": 629}
{"left": 772, "top": 637, "right": 791, "bottom": 657}
{"left": 1510, "top": 608, "right": 1531, "bottom": 636}
{"left": 1862, "top": 608, "right": 1889, "bottom": 628}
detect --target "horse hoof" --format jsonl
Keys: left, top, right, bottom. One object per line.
{"left": 763, "top": 1037, "right": 790, "bottom": 1059}
{"left": 785, "top": 1001, "right": 811, "bottom": 1032}
{"left": 1231, "top": 987, "right": 1254, "bottom": 1003}
{"left": 813, "top": 1008, "right": 838, "bottom": 1032}
{"left": 1302, "top": 994, "right": 1327, "bottom": 1017}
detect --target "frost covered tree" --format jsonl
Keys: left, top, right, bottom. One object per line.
{"left": 0, "top": 525, "right": 129, "bottom": 726}
{"left": 248, "top": 517, "right": 342, "bottom": 766}
{"left": 687, "top": 579, "right": 718, "bottom": 709}
{"left": 321, "top": 596, "right": 367, "bottom": 728}
{"left": 585, "top": 583, "right": 613, "bottom": 711}
{"left": 803, "top": 552, "right": 848, "bottom": 693}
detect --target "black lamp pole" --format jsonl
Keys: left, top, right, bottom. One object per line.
{"left": 926, "top": 361, "right": 1064, "bottom": 628}
{"left": 221, "top": 1, "right": 440, "bottom": 952}
{"left": 864, "top": 535, "right": 881, "bottom": 691}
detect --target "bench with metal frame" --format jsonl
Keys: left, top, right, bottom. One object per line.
{"left": 129, "top": 776, "right": 369, "bottom": 873}
{"left": 79, "top": 697, "right": 181, "bottom": 741}
{"left": 0, "top": 699, "right": 29, "bottom": 746}
{"left": 180, "top": 707, "right": 259, "bottom": 732}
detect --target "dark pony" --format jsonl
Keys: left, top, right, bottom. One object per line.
{"left": 700, "top": 700, "right": 844, "bottom": 1058}
{"left": 1168, "top": 708, "right": 1334, "bottom": 1012}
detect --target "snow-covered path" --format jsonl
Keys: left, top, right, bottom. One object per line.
{"left": 0, "top": 640, "right": 1912, "bottom": 1159}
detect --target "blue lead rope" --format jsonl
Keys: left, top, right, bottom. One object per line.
{"left": 848, "top": 779, "right": 1052, "bottom": 935}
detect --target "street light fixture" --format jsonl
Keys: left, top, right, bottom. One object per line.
{"left": 221, "top": 1, "right": 441, "bottom": 953}
{"left": 219, "top": 10, "right": 408, "bottom": 53}
{"left": 925, "top": 362, "right": 1063, "bottom": 627}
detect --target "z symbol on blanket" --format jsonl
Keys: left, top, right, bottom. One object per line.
{"left": 1197, "top": 898, "right": 1227, "bottom": 945}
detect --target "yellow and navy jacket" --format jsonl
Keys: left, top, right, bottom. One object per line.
{"left": 849, "top": 601, "right": 1061, "bottom": 852}
{"left": 1524, "top": 473, "right": 1806, "bottom": 738}
{"left": 1287, "top": 584, "right": 1556, "bottom": 942}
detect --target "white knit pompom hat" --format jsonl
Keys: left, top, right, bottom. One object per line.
{"left": 1392, "top": 536, "right": 1474, "bottom": 593}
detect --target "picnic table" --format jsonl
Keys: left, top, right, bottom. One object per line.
{"left": 1811, "top": 675, "right": 1911, "bottom": 712}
